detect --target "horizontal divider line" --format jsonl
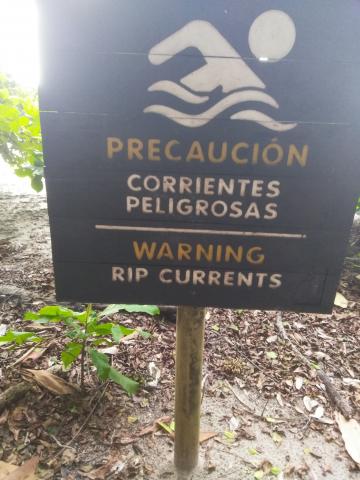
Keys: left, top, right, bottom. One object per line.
{"left": 95, "top": 224, "right": 307, "bottom": 239}
{"left": 49, "top": 216, "right": 352, "bottom": 234}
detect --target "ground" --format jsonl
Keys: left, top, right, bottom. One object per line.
{"left": 0, "top": 171, "right": 359, "bottom": 479}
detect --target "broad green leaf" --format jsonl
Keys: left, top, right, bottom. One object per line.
{"left": 90, "top": 349, "right": 110, "bottom": 380}
{"left": 88, "top": 322, "right": 113, "bottom": 336}
{"left": 0, "top": 331, "right": 42, "bottom": 345}
{"left": 100, "top": 304, "right": 160, "bottom": 317}
{"left": 108, "top": 367, "right": 139, "bottom": 395}
{"left": 24, "top": 312, "right": 55, "bottom": 323}
{"left": 38, "top": 306, "right": 75, "bottom": 318}
{"left": 248, "top": 448, "right": 259, "bottom": 456}
{"left": 61, "top": 342, "right": 83, "bottom": 368}
{"left": 271, "top": 466, "right": 282, "bottom": 475}
{"left": 111, "top": 324, "right": 135, "bottom": 342}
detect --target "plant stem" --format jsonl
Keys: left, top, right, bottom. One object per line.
{"left": 80, "top": 303, "right": 92, "bottom": 389}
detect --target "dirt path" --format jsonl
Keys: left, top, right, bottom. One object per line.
{"left": 0, "top": 170, "right": 359, "bottom": 479}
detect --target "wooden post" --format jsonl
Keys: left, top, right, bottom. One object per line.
{"left": 174, "top": 306, "right": 206, "bottom": 477}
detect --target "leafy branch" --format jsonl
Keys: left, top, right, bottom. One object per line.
{"left": 0, "top": 72, "right": 43, "bottom": 191}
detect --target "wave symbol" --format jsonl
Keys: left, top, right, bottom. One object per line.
{"left": 144, "top": 84, "right": 297, "bottom": 131}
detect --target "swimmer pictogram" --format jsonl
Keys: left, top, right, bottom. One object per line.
{"left": 144, "top": 10, "right": 297, "bottom": 131}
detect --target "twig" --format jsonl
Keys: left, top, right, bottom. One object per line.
{"left": 48, "top": 433, "right": 76, "bottom": 450}
{"left": 345, "top": 347, "right": 360, "bottom": 357}
{"left": 276, "top": 312, "right": 353, "bottom": 419}
{"left": 52, "top": 381, "right": 109, "bottom": 460}
{"left": 225, "top": 380, "right": 255, "bottom": 415}
{"left": 201, "top": 373, "right": 209, "bottom": 405}
{"left": 260, "top": 399, "right": 269, "bottom": 418}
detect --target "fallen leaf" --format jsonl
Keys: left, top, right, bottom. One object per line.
{"left": 311, "top": 405, "right": 324, "bottom": 419}
{"left": 229, "top": 416, "right": 240, "bottom": 431}
{"left": 334, "top": 292, "right": 348, "bottom": 309}
{"left": 0, "top": 456, "right": 39, "bottom": 480}
{"left": 335, "top": 412, "right": 360, "bottom": 464}
{"left": 157, "top": 422, "right": 174, "bottom": 438}
{"left": 266, "top": 351, "right": 277, "bottom": 360}
{"left": 82, "top": 458, "right": 125, "bottom": 479}
{"left": 199, "top": 432, "right": 217, "bottom": 444}
{"left": 146, "top": 362, "right": 161, "bottom": 388}
{"left": 14, "top": 347, "right": 47, "bottom": 366}
{"left": 295, "top": 376, "right": 304, "bottom": 390}
{"left": 224, "top": 430, "right": 235, "bottom": 442}
{"left": 272, "top": 431, "right": 283, "bottom": 444}
{"left": 266, "top": 335, "right": 278, "bottom": 343}
{"left": 127, "top": 416, "right": 138, "bottom": 424}
{"left": 62, "top": 449, "right": 76, "bottom": 465}
{"left": 303, "top": 396, "right": 318, "bottom": 412}
{"left": 97, "top": 346, "right": 118, "bottom": 355}
{"left": 254, "top": 471, "right": 264, "bottom": 479}
{"left": 342, "top": 378, "right": 360, "bottom": 388}
{"left": 23, "top": 369, "right": 78, "bottom": 395}
{"left": 276, "top": 393, "right": 284, "bottom": 407}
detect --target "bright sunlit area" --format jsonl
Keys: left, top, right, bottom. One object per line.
{"left": 0, "top": 0, "right": 40, "bottom": 193}
{"left": 0, "top": 0, "right": 39, "bottom": 89}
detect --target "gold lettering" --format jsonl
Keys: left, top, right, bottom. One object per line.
{"left": 262, "top": 142, "right": 284, "bottom": 165}
{"left": 246, "top": 246, "right": 265, "bottom": 265}
{"left": 107, "top": 137, "right": 123, "bottom": 159}
{"left": 132, "top": 241, "right": 157, "bottom": 260}
{"left": 178, "top": 243, "right": 192, "bottom": 261}
{"left": 128, "top": 138, "right": 144, "bottom": 160}
{"left": 231, "top": 142, "right": 249, "bottom": 164}
{"left": 165, "top": 140, "right": 181, "bottom": 161}
{"left": 186, "top": 141, "right": 205, "bottom": 162}
{"left": 224, "top": 246, "right": 243, "bottom": 262}
{"left": 195, "top": 244, "right": 214, "bottom": 262}
{"left": 288, "top": 144, "right": 309, "bottom": 167}
{"left": 208, "top": 141, "right": 227, "bottom": 163}
{"left": 157, "top": 242, "right": 174, "bottom": 260}
{"left": 148, "top": 139, "right": 161, "bottom": 161}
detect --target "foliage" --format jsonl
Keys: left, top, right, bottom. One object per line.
{"left": 100, "top": 304, "right": 160, "bottom": 317}
{"left": 1, "top": 303, "right": 157, "bottom": 394}
{"left": 0, "top": 72, "right": 43, "bottom": 191}
{"left": 0, "top": 330, "right": 42, "bottom": 345}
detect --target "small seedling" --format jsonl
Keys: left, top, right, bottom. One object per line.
{"left": 1, "top": 303, "right": 158, "bottom": 394}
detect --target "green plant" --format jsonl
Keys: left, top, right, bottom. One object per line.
{"left": 1, "top": 303, "right": 158, "bottom": 394}
{"left": 0, "top": 72, "right": 43, "bottom": 191}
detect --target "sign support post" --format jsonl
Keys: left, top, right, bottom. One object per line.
{"left": 174, "top": 306, "right": 206, "bottom": 477}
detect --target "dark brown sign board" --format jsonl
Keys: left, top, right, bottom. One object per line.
{"left": 38, "top": 0, "right": 360, "bottom": 312}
